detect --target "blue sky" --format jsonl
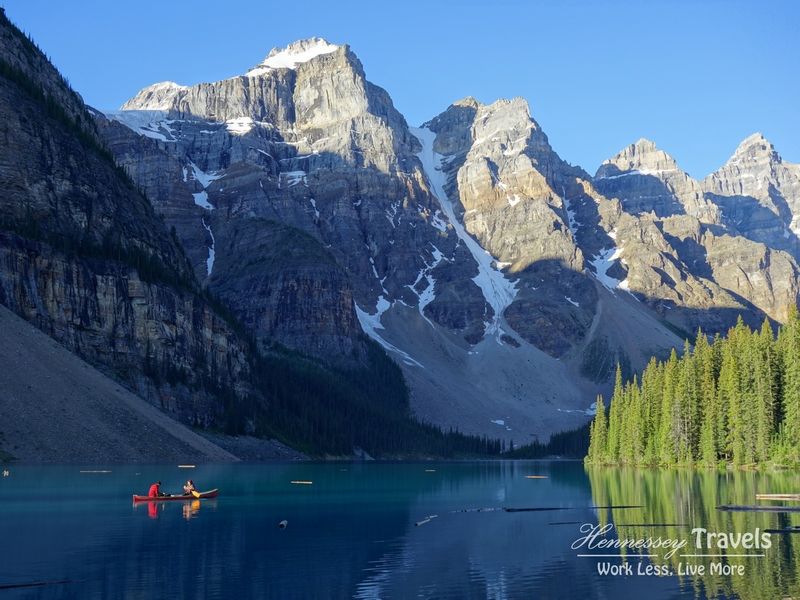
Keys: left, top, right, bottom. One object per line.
{"left": 3, "top": 0, "right": 798, "bottom": 177}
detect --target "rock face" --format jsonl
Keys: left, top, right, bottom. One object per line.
{"left": 104, "top": 39, "right": 468, "bottom": 364}
{"left": 595, "top": 139, "right": 720, "bottom": 222}
{"left": 703, "top": 133, "right": 800, "bottom": 258}
{"left": 592, "top": 136, "right": 800, "bottom": 327}
{"left": 422, "top": 97, "right": 596, "bottom": 356}
{"left": 0, "top": 11, "right": 255, "bottom": 428}
{"left": 102, "top": 37, "right": 800, "bottom": 443}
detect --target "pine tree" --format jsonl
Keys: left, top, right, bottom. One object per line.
{"left": 754, "top": 319, "right": 776, "bottom": 463}
{"left": 641, "top": 358, "right": 662, "bottom": 464}
{"left": 780, "top": 306, "right": 800, "bottom": 461}
{"left": 719, "top": 337, "right": 744, "bottom": 464}
{"left": 696, "top": 331, "right": 718, "bottom": 465}
{"left": 658, "top": 349, "right": 679, "bottom": 465}
{"left": 586, "top": 394, "right": 608, "bottom": 463}
{"left": 606, "top": 365, "right": 625, "bottom": 462}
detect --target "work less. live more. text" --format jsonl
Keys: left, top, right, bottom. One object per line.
{"left": 572, "top": 523, "right": 772, "bottom": 576}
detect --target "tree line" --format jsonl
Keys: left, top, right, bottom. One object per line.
{"left": 586, "top": 307, "right": 800, "bottom": 467}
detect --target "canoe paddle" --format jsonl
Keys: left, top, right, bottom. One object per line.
{"left": 191, "top": 490, "right": 201, "bottom": 499}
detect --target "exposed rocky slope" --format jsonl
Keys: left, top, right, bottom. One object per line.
{"left": 0, "top": 11, "right": 256, "bottom": 431}
{"left": 593, "top": 137, "right": 800, "bottom": 327}
{"left": 0, "top": 305, "right": 239, "bottom": 463}
{"left": 704, "top": 133, "right": 800, "bottom": 257}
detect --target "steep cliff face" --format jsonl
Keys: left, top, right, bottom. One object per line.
{"left": 703, "top": 133, "right": 800, "bottom": 257}
{"left": 0, "top": 11, "right": 255, "bottom": 428}
{"left": 595, "top": 139, "right": 720, "bottom": 223}
{"left": 423, "top": 97, "right": 598, "bottom": 356}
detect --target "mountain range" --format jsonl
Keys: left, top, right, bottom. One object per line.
{"left": 2, "top": 17, "right": 798, "bottom": 459}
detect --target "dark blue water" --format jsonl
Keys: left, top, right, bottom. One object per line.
{"left": 1, "top": 461, "right": 797, "bottom": 599}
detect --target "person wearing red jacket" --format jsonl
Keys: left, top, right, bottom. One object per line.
{"left": 148, "top": 481, "right": 163, "bottom": 497}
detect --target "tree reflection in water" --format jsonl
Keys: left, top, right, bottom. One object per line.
{"left": 587, "top": 466, "right": 800, "bottom": 600}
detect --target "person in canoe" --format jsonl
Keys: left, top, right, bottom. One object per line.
{"left": 148, "top": 481, "right": 166, "bottom": 497}
{"left": 183, "top": 480, "right": 197, "bottom": 495}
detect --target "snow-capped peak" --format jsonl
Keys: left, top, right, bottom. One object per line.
{"left": 247, "top": 38, "right": 339, "bottom": 76}
{"left": 120, "top": 81, "right": 187, "bottom": 111}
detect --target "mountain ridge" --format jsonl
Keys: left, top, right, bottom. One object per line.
{"left": 103, "top": 37, "right": 800, "bottom": 443}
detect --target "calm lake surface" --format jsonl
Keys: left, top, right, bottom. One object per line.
{"left": 1, "top": 461, "right": 800, "bottom": 599}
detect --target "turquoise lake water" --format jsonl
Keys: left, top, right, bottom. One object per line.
{"left": 1, "top": 461, "right": 799, "bottom": 599}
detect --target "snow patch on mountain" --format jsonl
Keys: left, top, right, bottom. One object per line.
{"left": 594, "top": 168, "right": 677, "bottom": 181}
{"left": 591, "top": 243, "right": 624, "bottom": 290}
{"left": 407, "top": 245, "right": 445, "bottom": 324}
{"left": 355, "top": 297, "right": 423, "bottom": 367}
{"left": 280, "top": 170, "right": 308, "bottom": 188}
{"left": 225, "top": 117, "right": 255, "bottom": 135}
{"left": 411, "top": 127, "right": 517, "bottom": 336}
{"left": 119, "top": 81, "right": 187, "bottom": 111}
{"left": 189, "top": 162, "right": 222, "bottom": 189}
{"left": 105, "top": 110, "right": 176, "bottom": 142}
{"left": 201, "top": 217, "right": 216, "bottom": 276}
{"left": 792, "top": 217, "right": 800, "bottom": 241}
{"left": 188, "top": 162, "right": 222, "bottom": 210}
{"left": 247, "top": 38, "right": 339, "bottom": 76}
{"left": 193, "top": 191, "right": 213, "bottom": 210}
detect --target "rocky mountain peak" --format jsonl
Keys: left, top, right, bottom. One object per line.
{"left": 630, "top": 137, "right": 659, "bottom": 154}
{"left": 452, "top": 96, "right": 481, "bottom": 109}
{"left": 726, "top": 132, "right": 779, "bottom": 165}
{"left": 593, "top": 138, "right": 723, "bottom": 223}
{"left": 246, "top": 37, "right": 340, "bottom": 76}
{"left": 121, "top": 81, "right": 188, "bottom": 111}
{"left": 596, "top": 138, "right": 680, "bottom": 178}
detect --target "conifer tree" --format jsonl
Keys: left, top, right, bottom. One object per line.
{"left": 780, "top": 306, "right": 800, "bottom": 461}
{"left": 658, "top": 349, "right": 679, "bottom": 464}
{"left": 587, "top": 394, "right": 607, "bottom": 463}
{"left": 606, "top": 365, "right": 625, "bottom": 462}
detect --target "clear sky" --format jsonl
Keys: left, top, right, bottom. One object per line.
{"left": 3, "top": 0, "right": 798, "bottom": 177}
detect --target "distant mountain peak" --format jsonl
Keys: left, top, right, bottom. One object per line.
{"left": 730, "top": 132, "right": 778, "bottom": 162}
{"left": 631, "top": 137, "right": 659, "bottom": 152}
{"left": 120, "top": 81, "right": 188, "bottom": 111}
{"left": 452, "top": 96, "right": 481, "bottom": 109}
{"left": 247, "top": 38, "right": 340, "bottom": 76}
{"left": 596, "top": 138, "right": 680, "bottom": 178}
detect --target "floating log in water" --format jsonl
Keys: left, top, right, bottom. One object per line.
{"left": 756, "top": 493, "right": 800, "bottom": 501}
{"left": 525, "top": 475, "right": 548, "bottom": 479}
{"left": 718, "top": 505, "right": 800, "bottom": 513}
{"left": 290, "top": 481, "right": 313, "bottom": 485}
{"left": 615, "top": 523, "right": 688, "bottom": 527}
{"left": 415, "top": 514, "right": 438, "bottom": 527}
{"left": 0, "top": 580, "right": 73, "bottom": 590}
{"left": 178, "top": 465, "right": 196, "bottom": 469}
{"left": 505, "top": 505, "right": 642, "bottom": 513}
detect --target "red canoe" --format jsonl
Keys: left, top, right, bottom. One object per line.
{"left": 132, "top": 489, "right": 219, "bottom": 502}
